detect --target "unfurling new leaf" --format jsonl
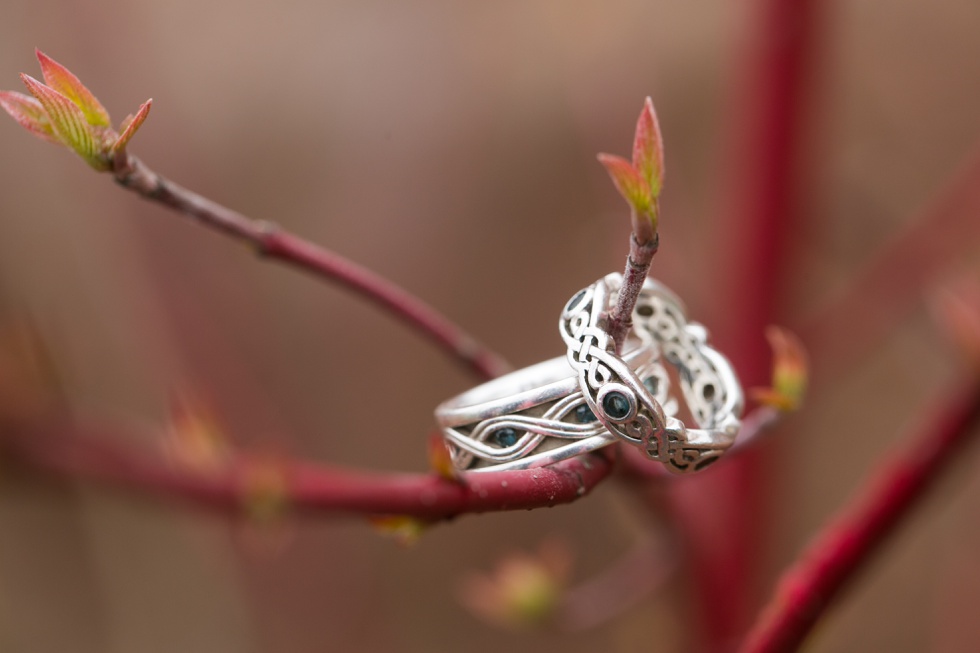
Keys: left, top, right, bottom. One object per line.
{"left": 632, "top": 96, "right": 664, "bottom": 198}
{"left": 0, "top": 91, "right": 58, "bottom": 143}
{"left": 35, "top": 49, "right": 111, "bottom": 127}
{"left": 750, "top": 326, "right": 809, "bottom": 412}
{"left": 0, "top": 50, "right": 152, "bottom": 170}
{"left": 598, "top": 96, "right": 665, "bottom": 233}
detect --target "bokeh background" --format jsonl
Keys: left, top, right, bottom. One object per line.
{"left": 1, "top": 0, "right": 980, "bottom": 651}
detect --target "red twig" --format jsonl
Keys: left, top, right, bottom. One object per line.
{"left": 800, "top": 142, "right": 980, "bottom": 383}
{"left": 673, "top": 0, "right": 820, "bottom": 646}
{"left": 0, "top": 421, "right": 612, "bottom": 520}
{"left": 607, "top": 219, "right": 659, "bottom": 354}
{"left": 740, "top": 378, "right": 980, "bottom": 653}
{"left": 597, "top": 98, "right": 664, "bottom": 353}
{"left": 111, "top": 153, "right": 510, "bottom": 381}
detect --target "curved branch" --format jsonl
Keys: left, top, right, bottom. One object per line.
{"left": 0, "top": 420, "right": 613, "bottom": 520}
{"left": 799, "top": 142, "right": 980, "bottom": 383}
{"left": 740, "top": 378, "right": 980, "bottom": 653}
{"left": 111, "top": 153, "right": 510, "bottom": 381}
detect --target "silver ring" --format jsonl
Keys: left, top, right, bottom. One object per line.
{"left": 562, "top": 273, "right": 743, "bottom": 473}
{"left": 435, "top": 273, "right": 743, "bottom": 474}
{"left": 436, "top": 342, "right": 663, "bottom": 471}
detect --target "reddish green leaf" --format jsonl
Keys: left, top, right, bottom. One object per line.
{"left": 110, "top": 99, "right": 152, "bottom": 156}
{"left": 458, "top": 540, "right": 571, "bottom": 629}
{"left": 241, "top": 455, "right": 290, "bottom": 523}
{"left": 164, "top": 391, "right": 232, "bottom": 474}
{"left": 0, "top": 90, "right": 59, "bottom": 143}
{"left": 749, "top": 326, "right": 808, "bottom": 412}
{"left": 427, "top": 431, "right": 461, "bottom": 483}
{"left": 370, "top": 515, "right": 428, "bottom": 547}
{"left": 597, "top": 153, "right": 652, "bottom": 215}
{"left": 21, "top": 74, "right": 106, "bottom": 170}
{"left": 933, "top": 283, "right": 980, "bottom": 374}
{"left": 35, "top": 49, "right": 110, "bottom": 127}
{"left": 632, "top": 97, "right": 664, "bottom": 198}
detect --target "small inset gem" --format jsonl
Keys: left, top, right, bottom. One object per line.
{"left": 574, "top": 404, "right": 597, "bottom": 423}
{"left": 643, "top": 376, "right": 658, "bottom": 395}
{"left": 565, "top": 289, "right": 587, "bottom": 313}
{"left": 602, "top": 391, "right": 631, "bottom": 419}
{"left": 493, "top": 427, "right": 519, "bottom": 448}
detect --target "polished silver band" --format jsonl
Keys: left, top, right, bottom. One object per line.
{"left": 561, "top": 273, "right": 743, "bottom": 473}
{"left": 435, "top": 273, "right": 743, "bottom": 474}
{"left": 436, "top": 342, "right": 662, "bottom": 471}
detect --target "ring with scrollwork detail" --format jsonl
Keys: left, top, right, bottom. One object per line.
{"left": 560, "top": 273, "right": 743, "bottom": 474}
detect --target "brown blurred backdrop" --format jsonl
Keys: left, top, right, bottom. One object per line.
{"left": 0, "top": 0, "right": 979, "bottom": 651}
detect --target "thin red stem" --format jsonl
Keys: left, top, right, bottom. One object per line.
{"left": 607, "top": 224, "right": 659, "bottom": 354}
{"left": 673, "top": 0, "right": 820, "bottom": 647}
{"left": 0, "top": 420, "right": 613, "bottom": 520}
{"left": 799, "top": 142, "right": 980, "bottom": 383}
{"left": 111, "top": 153, "right": 510, "bottom": 380}
{"left": 740, "top": 378, "right": 980, "bottom": 653}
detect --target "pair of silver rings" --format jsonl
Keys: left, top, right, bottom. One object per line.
{"left": 435, "top": 273, "right": 743, "bottom": 474}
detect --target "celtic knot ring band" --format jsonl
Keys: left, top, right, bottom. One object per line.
{"left": 434, "top": 273, "right": 743, "bottom": 474}
{"left": 561, "top": 273, "right": 743, "bottom": 473}
{"left": 436, "top": 342, "right": 662, "bottom": 472}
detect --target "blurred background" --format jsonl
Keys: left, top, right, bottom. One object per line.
{"left": 0, "top": 0, "right": 979, "bottom": 651}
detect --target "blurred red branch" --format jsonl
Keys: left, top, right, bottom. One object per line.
{"left": 607, "top": 228, "right": 659, "bottom": 353}
{"left": 672, "top": 0, "right": 821, "bottom": 646}
{"left": 740, "top": 377, "right": 980, "bottom": 653}
{"left": 0, "top": 420, "right": 613, "bottom": 520}
{"left": 800, "top": 142, "right": 980, "bottom": 383}
{"left": 111, "top": 152, "right": 510, "bottom": 381}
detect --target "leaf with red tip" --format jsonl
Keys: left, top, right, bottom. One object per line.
{"left": 35, "top": 49, "right": 110, "bottom": 127}
{"left": 370, "top": 515, "right": 428, "bottom": 547}
{"left": 632, "top": 97, "right": 664, "bottom": 198}
{"left": 0, "top": 316, "right": 64, "bottom": 423}
{"left": 110, "top": 99, "right": 151, "bottom": 156}
{"left": 428, "top": 432, "right": 461, "bottom": 483}
{"left": 597, "top": 153, "right": 652, "bottom": 216}
{"left": 933, "top": 283, "right": 980, "bottom": 373}
{"left": 164, "top": 392, "right": 232, "bottom": 474}
{"left": 0, "top": 90, "right": 59, "bottom": 143}
{"left": 241, "top": 456, "right": 290, "bottom": 523}
{"left": 458, "top": 540, "right": 572, "bottom": 629}
{"left": 749, "top": 326, "right": 808, "bottom": 412}
{"left": 21, "top": 74, "right": 106, "bottom": 170}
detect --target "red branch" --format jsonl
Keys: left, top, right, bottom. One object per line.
{"left": 800, "top": 143, "right": 980, "bottom": 383}
{"left": 671, "top": 0, "right": 821, "bottom": 646}
{"left": 740, "top": 378, "right": 980, "bottom": 653}
{"left": 0, "top": 421, "right": 612, "bottom": 520}
{"left": 607, "top": 228, "right": 659, "bottom": 354}
{"left": 111, "top": 153, "right": 509, "bottom": 381}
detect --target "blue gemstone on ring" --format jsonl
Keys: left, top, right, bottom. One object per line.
{"left": 566, "top": 289, "right": 587, "bottom": 313}
{"left": 493, "top": 427, "right": 519, "bottom": 448}
{"left": 643, "top": 376, "right": 658, "bottom": 395}
{"left": 602, "top": 391, "right": 631, "bottom": 419}
{"left": 574, "top": 404, "right": 597, "bottom": 423}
